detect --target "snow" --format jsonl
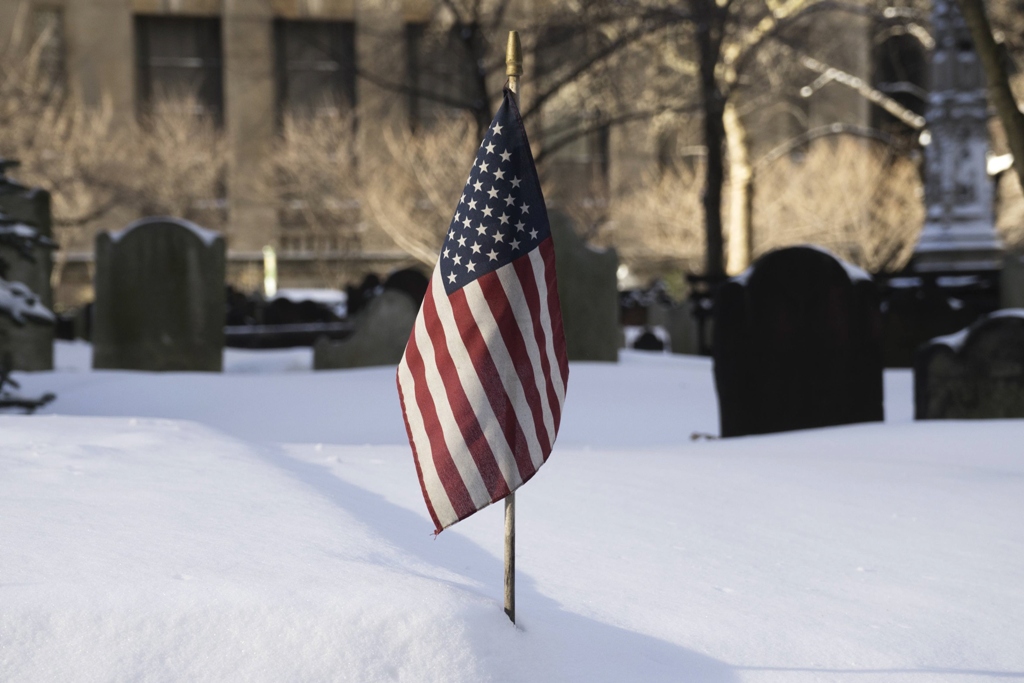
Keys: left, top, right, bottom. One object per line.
{"left": 108, "top": 216, "right": 221, "bottom": 246}
{"left": 2, "top": 344, "right": 1022, "bottom": 682}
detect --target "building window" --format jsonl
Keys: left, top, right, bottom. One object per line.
{"left": 405, "top": 22, "right": 480, "bottom": 129}
{"left": 135, "top": 16, "right": 223, "bottom": 125}
{"left": 872, "top": 30, "right": 927, "bottom": 141}
{"left": 31, "top": 6, "right": 65, "bottom": 95}
{"left": 534, "top": 25, "right": 610, "bottom": 197}
{"left": 274, "top": 20, "right": 356, "bottom": 123}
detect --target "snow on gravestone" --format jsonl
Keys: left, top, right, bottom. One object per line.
{"left": 93, "top": 217, "right": 225, "bottom": 372}
{"left": 549, "top": 210, "right": 619, "bottom": 362}
{"left": 713, "top": 246, "right": 884, "bottom": 437}
{"left": 915, "top": 310, "right": 1024, "bottom": 419}
{"left": 0, "top": 160, "right": 55, "bottom": 371}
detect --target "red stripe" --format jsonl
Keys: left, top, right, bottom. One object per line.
{"left": 396, "top": 369, "right": 442, "bottom": 532}
{"left": 421, "top": 286, "right": 510, "bottom": 502}
{"left": 540, "top": 239, "right": 570, "bottom": 387}
{"left": 402, "top": 327, "right": 477, "bottom": 522}
{"left": 449, "top": 286, "right": 538, "bottom": 483}
{"left": 513, "top": 246, "right": 563, "bottom": 430}
{"left": 476, "top": 269, "right": 552, "bottom": 454}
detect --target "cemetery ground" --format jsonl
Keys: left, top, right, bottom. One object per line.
{"left": 2, "top": 344, "right": 1022, "bottom": 683}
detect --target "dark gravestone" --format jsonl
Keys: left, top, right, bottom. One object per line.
{"left": 93, "top": 217, "right": 225, "bottom": 371}
{"left": 713, "top": 246, "right": 884, "bottom": 437}
{"left": 915, "top": 310, "right": 1024, "bottom": 419}
{"left": 632, "top": 328, "right": 665, "bottom": 351}
{"left": 0, "top": 161, "right": 55, "bottom": 370}
{"left": 549, "top": 210, "right": 619, "bottom": 362}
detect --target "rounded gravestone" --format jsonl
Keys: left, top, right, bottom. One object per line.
{"left": 93, "top": 217, "right": 225, "bottom": 371}
{"left": 713, "top": 246, "right": 884, "bottom": 437}
{"left": 915, "top": 310, "right": 1024, "bottom": 419}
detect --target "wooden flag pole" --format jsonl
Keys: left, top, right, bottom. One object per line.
{"left": 504, "top": 29, "right": 522, "bottom": 626}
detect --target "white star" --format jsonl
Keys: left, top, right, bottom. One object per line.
{"left": 459, "top": 193, "right": 466, "bottom": 204}
{"left": 457, "top": 235, "right": 467, "bottom": 247}
{"left": 482, "top": 205, "right": 494, "bottom": 218}
{"left": 476, "top": 223, "right": 488, "bottom": 236}
{"left": 453, "top": 254, "right": 463, "bottom": 265}
{"left": 487, "top": 186, "right": 499, "bottom": 199}
{"left": 498, "top": 213, "right": 510, "bottom": 225}
{"left": 511, "top": 176, "right": 522, "bottom": 188}
{"left": 466, "top": 261, "right": 477, "bottom": 273}
{"left": 443, "top": 248, "right": 450, "bottom": 258}
{"left": 510, "top": 239, "right": 521, "bottom": 250}
{"left": 529, "top": 228, "right": 539, "bottom": 239}
{"left": 454, "top": 211, "right": 461, "bottom": 222}
{"left": 479, "top": 161, "right": 490, "bottom": 174}
{"left": 515, "top": 221, "right": 525, "bottom": 232}
{"left": 462, "top": 217, "right": 471, "bottom": 228}
{"left": 467, "top": 199, "right": 478, "bottom": 211}
{"left": 473, "top": 180, "right": 483, "bottom": 192}
{"left": 500, "top": 150, "right": 512, "bottom": 162}
{"left": 487, "top": 249, "right": 499, "bottom": 261}
{"left": 493, "top": 231, "right": 505, "bottom": 243}
{"left": 470, "top": 242, "right": 482, "bottom": 254}
{"left": 447, "top": 272, "right": 457, "bottom": 284}
{"left": 520, "top": 203, "right": 530, "bottom": 214}
{"left": 485, "top": 142, "right": 495, "bottom": 154}
{"left": 491, "top": 122, "right": 503, "bottom": 135}
{"left": 504, "top": 194, "right": 516, "bottom": 206}
{"left": 494, "top": 169, "right": 506, "bottom": 180}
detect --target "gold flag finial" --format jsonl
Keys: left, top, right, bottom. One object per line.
{"left": 505, "top": 30, "right": 522, "bottom": 77}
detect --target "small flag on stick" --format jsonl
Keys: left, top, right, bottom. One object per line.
{"left": 397, "top": 84, "right": 569, "bottom": 534}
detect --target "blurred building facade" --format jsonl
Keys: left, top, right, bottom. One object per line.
{"left": 0, "top": 0, "right": 915, "bottom": 303}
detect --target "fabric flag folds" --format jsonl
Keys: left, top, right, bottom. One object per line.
{"left": 397, "top": 88, "right": 569, "bottom": 533}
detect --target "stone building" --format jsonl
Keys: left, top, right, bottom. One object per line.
{"left": 0, "top": 0, "right": 899, "bottom": 304}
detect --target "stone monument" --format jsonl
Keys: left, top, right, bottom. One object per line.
{"left": 0, "top": 159, "right": 55, "bottom": 371}
{"left": 93, "top": 217, "right": 225, "bottom": 371}
{"left": 713, "top": 246, "right": 884, "bottom": 437}
{"left": 911, "top": 0, "right": 1002, "bottom": 271}
{"left": 915, "top": 310, "right": 1024, "bottom": 419}
{"left": 549, "top": 210, "right": 619, "bottom": 362}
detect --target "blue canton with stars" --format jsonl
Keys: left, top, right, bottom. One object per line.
{"left": 440, "top": 88, "right": 551, "bottom": 296}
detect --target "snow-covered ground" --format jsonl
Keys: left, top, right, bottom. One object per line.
{"left": 1, "top": 343, "right": 1020, "bottom": 682}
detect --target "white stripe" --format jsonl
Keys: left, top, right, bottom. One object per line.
{"left": 397, "top": 348, "right": 458, "bottom": 528}
{"left": 463, "top": 279, "right": 545, "bottom": 471}
{"left": 431, "top": 271, "right": 524, "bottom": 491}
{"left": 529, "top": 247, "right": 567, "bottom": 407}
{"left": 495, "top": 264, "right": 555, "bottom": 445}
{"left": 412, "top": 287, "right": 492, "bottom": 510}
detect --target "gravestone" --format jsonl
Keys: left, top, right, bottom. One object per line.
{"left": 314, "top": 289, "right": 419, "bottom": 370}
{"left": 668, "top": 302, "right": 700, "bottom": 355}
{"left": 1002, "top": 253, "right": 1024, "bottom": 309}
{"left": 0, "top": 159, "right": 55, "bottom": 370}
{"left": 93, "top": 217, "right": 225, "bottom": 371}
{"left": 713, "top": 246, "right": 884, "bottom": 437}
{"left": 915, "top": 310, "right": 1024, "bottom": 419}
{"left": 549, "top": 210, "right": 619, "bottom": 362}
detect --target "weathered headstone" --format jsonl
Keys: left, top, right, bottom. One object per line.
{"left": 0, "top": 159, "right": 55, "bottom": 371}
{"left": 93, "top": 217, "right": 225, "bottom": 371}
{"left": 549, "top": 210, "right": 618, "bottom": 362}
{"left": 1002, "top": 252, "right": 1024, "bottom": 309}
{"left": 713, "top": 246, "right": 884, "bottom": 437}
{"left": 915, "top": 310, "right": 1024, "bottom": 419}
{"left": 667, "top": 302, "right": 701, "bottom": 355}
{"left": 314, "top": 289, "right": 419, "bottom": 370}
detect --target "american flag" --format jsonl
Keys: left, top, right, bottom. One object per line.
{"left": 397, "top": 88, "right": 569, "bottom": 533}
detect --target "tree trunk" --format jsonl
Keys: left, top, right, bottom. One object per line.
{"left": 696, "top": 4, "right": 726, "bottom": 277}
{"left": 957, "top": 0, "right": 1024, "bottom": 193}
{"left": 724, "top": 102, "right": 753, "bottom": 274}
